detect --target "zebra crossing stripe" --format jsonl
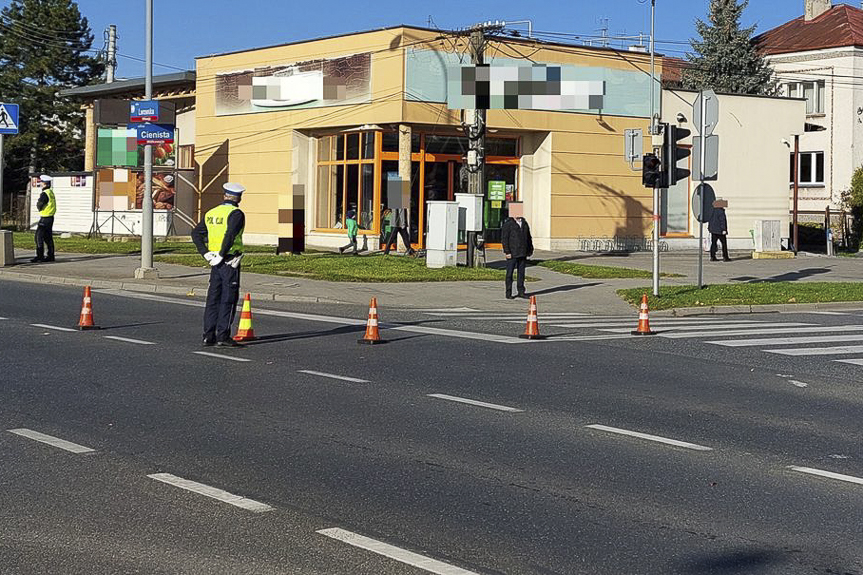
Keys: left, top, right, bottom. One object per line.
{"left": 709, "top": 334, "right": 863, "bottom": 347}
{"left": 662, "top": 325, "right": 863, "bottom": 339}
{"left": 547, "top": 319, "right": 778, "bottom": 328}
{"left": 767, "top": 345, "right": 863, "bottom": 357}
{"left": 835, "top": 358, "right": 863, "bottom": 366}
{"left": 600, "top": 322, "right": 810, "bottom": 334}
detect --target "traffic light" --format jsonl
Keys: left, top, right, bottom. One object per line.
{"left": 664, "top": 124, "right": 691, "bottom": 187}
{"left": 642, "top": 153, "right": 662, "bottom": 188}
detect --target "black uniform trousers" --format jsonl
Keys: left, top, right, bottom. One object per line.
{"left": 203, "top": 262, "right": 241, "bottom": 342}
{"left": 382, "top": 226, "right": 412, "bottom": 254}
{"left": 710, "top": 233, "right": 729, "bottom": 260}
{"left": 35, "top": 216, "right": 55, "bottom": 260}
{"left": 505, "top": 257, "right": 527, "bottom": 297}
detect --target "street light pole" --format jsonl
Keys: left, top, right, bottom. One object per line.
{"left": 650, "top": 0, "right": 660, "bottom": 297}
{"left": 136, "top": 0, "right": 155, "bottom": 278}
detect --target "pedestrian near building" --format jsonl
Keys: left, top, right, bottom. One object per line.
{"left": 192, "top": 183, "right": 247, "bottom": 347}
{"left": 31, "top": 175, "right": 56, "bottom": 263}
{"left": 338, "top": 209, "right": 359, "bottom": 255}
{"left": 500, "top": 202, "right": 533, "bottom": 299}
{"left": 709, "top": 201, "right": 731, "bottom": 262}
{"left": 382, "top": 206, "right": 415, "bottom": 256}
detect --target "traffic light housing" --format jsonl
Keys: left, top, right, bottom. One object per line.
{"left": 642, "top": 153, "right": 662, "bottom": 188}
{"left": 664, "top": 124, "right": 691, "bottom": 187}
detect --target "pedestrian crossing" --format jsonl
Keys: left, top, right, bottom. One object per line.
{"left": 420, "top": 309, "right": 863, "bottom": 368}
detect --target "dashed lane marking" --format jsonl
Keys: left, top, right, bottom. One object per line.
{"left": 298, "top": 370, "right": 369, "bottom": 383}
{"left": 147, "top": 473, "right": 273, "bottom": 512}
{"left": 192, "top": 351, "right": 251, "bottom": 362}
{"left": 585, "top": 424, "right": 713, "bottom": 451}
{"left": 104, "top": 335, "right": 156, "bottom": 345}
{"left": 30, "top": 323, "right": 76, "bottom": 333}
{"left": 317, "top": 527, "right": 480, "bottom": 575}
{"left": 788, "top": 466, "right": 863, "bottom": 486}
{"left": 8, "top": 428, "right": 95, "bottom": 454}
{"left": 427, "top": 393, "right": 523, "bottom": 413}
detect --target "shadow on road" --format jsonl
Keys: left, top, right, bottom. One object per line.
{"left": 730, "top": 267, "right": 833, "bottom": 283}
{"left": 99, "top": 321, "right": 163, "bottom": 330}
{"left": 528, "top": 282, "right": 602, "bottom": 297}
{"left": 679, "top": 549, "right": 795, "bottom": 574}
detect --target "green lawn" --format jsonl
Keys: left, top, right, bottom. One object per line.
{"left": 539, "top": 259, "right": 684, "bottom": 279}
{"left": 155, "top": 253, "right": 510, "bottom": 282}
{"left": 618, "top": 282, "right": 863, "bottom": 310}
{"left": 11, "top": 232, "right": 272, "bottom": 255}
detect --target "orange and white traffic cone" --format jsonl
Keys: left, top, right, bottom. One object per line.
{"left": 358, "top": 297, "right": 387, "bottom": 344}
{"left": 233, "top": 293, "right": 256, "bottom": 342}
{"left": 77, "top": 286, "right": 99, "bottom": 330}
{"left": 630, "top": 293, "right": 656, "bottom": 336}
{"left": 519, "top": 295, "right": 545, "bottom": 340}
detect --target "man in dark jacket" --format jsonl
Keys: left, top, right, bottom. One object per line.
{"left": 708, "top": 202, "right": 731, "bottom": 262}
{"left": 500, "top": 202, "right": 533, "bottom": 299}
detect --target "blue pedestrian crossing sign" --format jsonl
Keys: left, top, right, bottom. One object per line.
{"left": 0, "top": 103, "right": 20, "bottom": 135}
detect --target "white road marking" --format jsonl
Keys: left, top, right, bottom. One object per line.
{"left": 709, "top": 334, "right": 863, "bottom": 347}
{"left": 413, "top": 307, "right": 480, "bottom": 313}
{"left": 192, "top": 351, "right": 251, "bottom": 362}
{"left": 662, "top": 325, "right": 863, "bottom": 339}
{"left": 808, "top": 310, "right": 863, "bottom": 316}
{"left": 835, "top": 358, "right": 863, "bottom": 366}
{"left": 104, "top": 335, "right": 156, "bottom": 345}
{"left": 30, "top": 323, "right": 76, "bottom": 332}
{"left": 427, "top": 393, "right": 523, "bottom": 413}
{"left": 298, "top": 370, "right": 369, "bottom": 383}
{"left": 788, "top": 466, "right": 863, "bottom": 486}
{"left": 317, "top": 527, "right": 479, "bottom": 575}
{"left": 547, "top": 318, "right": 771, "bottom": 328}
{"left": 8, "top": 428, "right": 95, "bottom": 453}
{"left": 767, "top": 345, "right": 863, "bottom": 356}
{"left": 427, "top": 311, "right": 589, "bottom": 318}
{"left": 600, "top": 322, "right": 810, "bottom": 333}
{"left": 585, "top": 424, "right": 713, "bottom": 451}
{"left": 788, "top": 380, "right": 809, "bottom": 388}
{"left": 0, "top": 316, "right": 7, "bottom": 320}
{"left": 147, "top": 473, "right": 273, "bottom": 512}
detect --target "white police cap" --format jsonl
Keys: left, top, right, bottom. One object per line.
{"left": 223, "top": 182, "right": 245, "bottom": 196}
{"left": 39, "top": 174, "right": 53, "bottom": 182}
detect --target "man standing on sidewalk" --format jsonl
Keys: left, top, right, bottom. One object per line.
{"left": 709, "top": 200, "right": 731, "bottom": 262}
{"left": 192, "top": 183, "right": 246, "bottom": 347}
{"left": 500, "top": 202, "right": 533, "bottom": 299}
{"left": 31, "top": 175, "right": 56, "bottom": 263}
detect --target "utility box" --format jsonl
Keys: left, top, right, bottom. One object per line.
{"left": 455, "top": 193, "right": 483, "bottom": 232}
{"left": 426, "top": 201, "right": 458, "bottom": 268}
{"left": 753, "top": 220, "right": 781, "bottom": 252}
{"left": 0, "top": 230, "right": 13, "bottom": 266}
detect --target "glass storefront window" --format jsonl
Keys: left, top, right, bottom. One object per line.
{"left": 317, "top": 132, "right": 378, "bottom": 230}
{"left": 362, "top": 132, "right": 375, "bottom": 159}
{"left": 318, "top": 137, "right": 331, "bottom": 162}
{"left": 487, "top": 138, "right": 518, "bottom": 157}
{"left": 336, "top": 135, "right": 345, "bottom": 161}
{"left": 425, "top": 135, "right": 467, "bottom": 155}
{"left": 361, "top": 164, "right": 375, "bottom": 229}
{"left": 333, "top": 164, "right": 345, "bottom": 227}
{"left": 346, "top": 133, "right": 360, "bottom": 160}
{"left": 382, "top": 132, "right": 398, "bottom": 153}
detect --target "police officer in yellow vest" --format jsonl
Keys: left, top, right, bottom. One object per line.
{"left": 191, "top": 183, "right": 246, "bottom": 347}
{"left": 31, "top": 174, "right": 57, "bottom": 263}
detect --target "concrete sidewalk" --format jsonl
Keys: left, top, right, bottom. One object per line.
{"left": 2, "top": 247, "right": 860, "bottom": 315}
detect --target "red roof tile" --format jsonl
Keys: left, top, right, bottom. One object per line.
{"left": 755, "top": 4, "right": 863, "bottom": 55}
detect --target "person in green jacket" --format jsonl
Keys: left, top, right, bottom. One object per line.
{"left": 338, "top": 209, "right": 359, "bottom": 255}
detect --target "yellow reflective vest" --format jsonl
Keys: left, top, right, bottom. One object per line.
{"left": 39, "top": 187, "right": 57, "bottom": 217}
{"left": 205, "top": 203, "right": 244, "bottom": 253}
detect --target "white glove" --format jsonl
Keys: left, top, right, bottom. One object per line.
{"left": 226, "top": 254, "right": 244, "bottom": 269}
{"left": 203, "top": 251, "right": 218, "bottom": 263}
{"left": 204, "top": 251, "right": 223, "bottom": 267}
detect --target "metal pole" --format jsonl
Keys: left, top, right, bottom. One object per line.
{"left": 792, "top": 134, "right": 800, "bottom": 253}
{"left": 650, "top": 0, "right": 660, "bottom": 297}
{"left": 697, "top": 92, "right": 707, "bottom": 288}
{"left": 137, "top": 0, "right": 154, "bottom": 276}
{"left": 0, "top": 134, "right": 4, "bottom": 229}
{"left": 467, "top": 27, "right": 486, "bottom": 268}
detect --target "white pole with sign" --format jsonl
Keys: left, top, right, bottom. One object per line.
{"left": 694, "top": 89, "right": 718, "bottom": 289}
{"left": 136, "top": 0, "right": 155, "bottom": 277}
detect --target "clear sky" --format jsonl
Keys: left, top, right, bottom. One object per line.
{"left": 5, "top": 0, "right": 861, "bottom": 78}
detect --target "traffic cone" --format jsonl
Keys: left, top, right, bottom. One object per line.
{"left": 358, "top": 297, "right": 387, "bottom": 344}
{"left": 630, "top": 293, "right": 656, "bottom": 335}
{"left": 233, "top": 293, "right": 256, "bottom": 342}
{"left": 519, "top": 295, "right": 545, "bottom": 340}
{"left": 77, "top": 286, "right": 99, "bottom": 330}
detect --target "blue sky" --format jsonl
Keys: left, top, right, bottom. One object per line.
{"left": 7, "top": 0, "right": 860, "bottom": 77}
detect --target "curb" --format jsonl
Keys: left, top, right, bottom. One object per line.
{"left": 0, "top": 269, "right": 344, "bottom": 305}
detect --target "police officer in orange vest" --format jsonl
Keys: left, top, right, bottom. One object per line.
{"left": 191, "top": 183, "right": 246, "bottom": 347}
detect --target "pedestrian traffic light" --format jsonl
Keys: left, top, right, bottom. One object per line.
{"left": 664, "top": 124, "right": 691, "bottom": 187}
{"left": 642, "top": 153, "right": 662, "bottom": 188}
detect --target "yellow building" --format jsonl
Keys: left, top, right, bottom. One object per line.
{"left": 195, "top": 26, "right": 659, "bottom": 252}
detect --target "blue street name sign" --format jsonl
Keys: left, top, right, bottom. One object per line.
{"left": 130, "top": 100, "right": 160, "bottom": 122}
{"left": 0, "top": 103, "right": 20, "bottom": 135}
{"left": 131, "top": 123, "right": 175, "bottom": 145}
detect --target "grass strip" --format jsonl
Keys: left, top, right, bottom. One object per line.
{"left": 155, "top": 253, "right": 510, "bottom": 283}
{"left": 539, "top": 259, "right": 684, "bottom": 279}
{"left": 11, "top": 232, "right": 272, "bottom": 255}
{"left": 618, "top": 282, "right": 863, "bottom": 310}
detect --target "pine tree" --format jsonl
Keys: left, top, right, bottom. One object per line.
{"left": 683, "top": 0, "right": 775, "bottom": 95}
{"left": 0, "top": 0, "right": 103, "bottom": 209}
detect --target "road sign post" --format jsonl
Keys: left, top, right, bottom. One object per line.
{"left": 694, "top": 90, "right": 718, "bottom": 289}
{"left": 0, "top": 103, "right": 20, "bottom": 228}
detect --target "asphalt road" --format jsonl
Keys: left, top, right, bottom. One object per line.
{"left": 1, "top": 280, "right": 862, "bottom": 574}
